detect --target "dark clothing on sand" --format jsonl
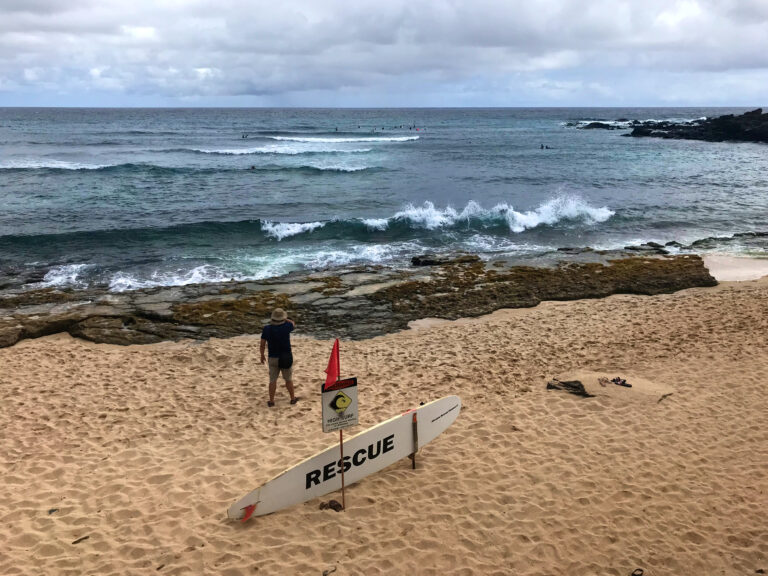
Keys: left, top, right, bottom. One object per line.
{"left": 260, "top": 322, "right": 294, "bottom": 358}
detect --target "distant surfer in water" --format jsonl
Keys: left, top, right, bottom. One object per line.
{"left": 260, "top": 308, "right": 299, "bottom": 407}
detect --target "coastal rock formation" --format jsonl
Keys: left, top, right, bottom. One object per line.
{"left": 628, "top": 108, "right": 768, "bottom": 143}
{"left": 0, "top": 255, "right": 716, "bottom": 348}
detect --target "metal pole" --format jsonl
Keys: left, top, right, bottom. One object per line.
{"left": 412, "top": 412, "right": 418, "bottom": 469}
{"left": 339, "top": 428, "right": 346, "bottom": 510}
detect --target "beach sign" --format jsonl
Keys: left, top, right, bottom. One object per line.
{"left": 227, "top": 395, "right": 461, "bottom": 520}
{"left": 322, "top": 377, "right": 358, "bottom": 432}
{"left": 320, "top": 338, "right": 358, "bottom": 509}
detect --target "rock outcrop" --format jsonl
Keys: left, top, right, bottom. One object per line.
{"left": 628, "top": 108, "right": 768, "bottom": 143}
{"left": 0, "top": 255, "right": 717, "bottom": 348}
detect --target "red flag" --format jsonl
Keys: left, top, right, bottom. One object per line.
{"left": 324, "top": 338, "right": 340, "bottom": 390}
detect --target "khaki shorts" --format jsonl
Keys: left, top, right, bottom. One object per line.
{"left": 268, "top": 357, "right": 293, "bottom": 382}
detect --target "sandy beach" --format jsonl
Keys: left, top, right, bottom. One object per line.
{"left": 2, "top": 262, "right": 767, "bottom": 575}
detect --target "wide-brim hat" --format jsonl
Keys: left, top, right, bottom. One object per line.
{"left": 270, "top": 308, "right": 288, "bottom": 324}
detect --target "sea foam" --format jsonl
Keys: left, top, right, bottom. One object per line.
{"left": 192, "top": 146, "right": 373, "bottom": 155}
{"left": 0, "top": 159, "right": 111, "bottom": 170}
{"left": 261, "top": 220, "right": 326, "bottom": 240}
{"left": 369, "top": 196, "right": 614, "bottom": 233}
{"left": 268, "top": 135, "right": 419, "bottom": 143}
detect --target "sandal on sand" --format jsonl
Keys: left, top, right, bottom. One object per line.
{"left": 611, "top": 377, "right": 631, "bottom": 388}
{"left": 290, "top": 397, "right": 300, "bottom": 405}
{"left": 267, "top": 400, "right": 275, "bottom": 407}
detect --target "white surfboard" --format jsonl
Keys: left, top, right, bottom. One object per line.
{"left": 227, "top": 395, "right": 461, "bottom": 519}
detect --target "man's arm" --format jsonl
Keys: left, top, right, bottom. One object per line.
{"left": 260, "top": 338, "right": 267, "bottom": 363}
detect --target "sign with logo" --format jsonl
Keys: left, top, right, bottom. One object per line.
{"left": 322, "top": 377, "right": 358, "bottom": 433}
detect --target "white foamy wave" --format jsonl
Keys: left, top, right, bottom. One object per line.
{"left": 0, "top": 159, "right": 111, "bottom": 170}
{"left": 498, "top": 196, "right": 614, "bottom": 233}
{"left": 269, "top": 135, "right": 419, "bottom": 143}
{"left": 109, "top": 265, "right": 236, "bottom": 292}
{"left": 302, "top": 163, "right": 372, "bottom": 172}
{"left": 461, "top": 234, "right": 553, "bottom": 254}
{"left": 38, "top": 264, "right": 89, "bottom": 288}
{"left": 382, "top": 196, "right": 613, "bottom": 233}
{"left": 393, "top": 201, "right": 460, "bottom": 229}
{"left": 362, "top": 218, "right": 389, "bottom": 230}
{"left": 193, "top": 146, "right": 372, "bottom": 155}
{"left": 305, "top": 242, "right": 424, "bottom": 268}
{"left": 567, "top": 116, "right": 708, "bottom": 129}
{"left": 261, "top": 220, "right": 325, "bottom": 241}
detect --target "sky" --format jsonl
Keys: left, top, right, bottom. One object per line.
{"left": 1, "top": 0, "right": 767, "bottom": 107}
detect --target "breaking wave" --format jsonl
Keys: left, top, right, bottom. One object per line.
{"left": 0, "top": 161, "right": 378, "bottom": 174}
{"left": 267, "top": 135, "right": 419, "bottom": 143}
{"left": 190, "top": 146, "right": 373, "bottom": 155}
{"left": 363, "top": 196, "right": 615, "bottom": 233}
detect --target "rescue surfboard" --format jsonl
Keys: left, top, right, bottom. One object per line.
{"left": 227, "top": 395, "right": 461, "bottom": 519}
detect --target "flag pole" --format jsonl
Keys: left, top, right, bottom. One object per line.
{"left": 339, "top": 429, "right": 346, "bottom": 510}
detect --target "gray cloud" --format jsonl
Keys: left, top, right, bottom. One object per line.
{"left": 0, "top": 0, "right": 766, "bottom": 106}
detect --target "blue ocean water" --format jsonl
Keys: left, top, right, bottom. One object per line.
{"left": 1, "top": 107, "right": 766, "bottom": 293}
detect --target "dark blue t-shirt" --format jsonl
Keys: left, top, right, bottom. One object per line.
{"left": 261, "top": 322, "right": 294, "bottom": 357}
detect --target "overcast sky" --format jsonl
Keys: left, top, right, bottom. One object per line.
{"left": 1, "top": 0, "right": 767, "bottom": 107}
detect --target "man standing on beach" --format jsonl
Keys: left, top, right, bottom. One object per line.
{"left": 260, "top": 308, "right": 299, "bottom": 407}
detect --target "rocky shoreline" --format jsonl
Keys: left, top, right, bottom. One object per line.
{"left": 0, "top": 253, "right": 717, "bottom": 348}
{"left": 573, "top": 108, "right": 768, "bottom": 143}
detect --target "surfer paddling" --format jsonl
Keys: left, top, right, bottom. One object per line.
{"left": 260, "top": 308, "right": 299, "bottom": 407}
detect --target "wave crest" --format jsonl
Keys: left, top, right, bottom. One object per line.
{"left": 191, "top": 146, "right": 373, "bottom": 156}
{"left": 268, "top": 135, "right": 419, "bottom": 143}
{"left": 261, "top": 220, "right": 326, "bottom": 240}
{"left": 367, "top": 196, "right": 614, "bottom": 233}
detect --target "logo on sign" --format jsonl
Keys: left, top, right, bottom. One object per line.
{"left": 330, "top": 391, "right": 352, "bottom": 414}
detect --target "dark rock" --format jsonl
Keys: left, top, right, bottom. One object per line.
{"left": 625, "top": 244, "right": 669, "bottom": 255}
{"left": 411, "top": 254, "right": 479, "bottom": 266}
{"left": 581, "top": 122, "right": 615, "bottom": 130}
{"left": 412, "top": 254, "right": 446, "bottom": 266}
{"left": 71, "top": 535, "right": 90, "bottom": 545}
{"left": 546, "top": 379, "right": 594, "bottom": 398}
{"left": 328, "top": 500, "right": 344, "bottom": 512}
{"left": 629, "top": 127, "right": 654, "bottom": 137}
{"left": 629, "top": 108, "right": 768, "bottom": 143}
{"left": 557, "top": 247, "right": 594, "bottom": 254}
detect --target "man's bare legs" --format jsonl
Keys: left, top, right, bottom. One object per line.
{"left": 286, "top": 380, "right": 298, "bottom": 404}
{"left": 268, "top": 379, "right": 297, "bottom": 406}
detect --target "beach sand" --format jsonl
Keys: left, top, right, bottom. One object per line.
{"left": 2, "top": 269, "right": 767, "bottom": 575}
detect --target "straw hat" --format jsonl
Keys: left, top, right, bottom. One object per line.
{"left": 270, "top": 308, "right": 288, "bottom": 324}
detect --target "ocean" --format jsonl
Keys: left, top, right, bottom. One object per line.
{"left": 1, "top": 107, "right": 766, "bottom": 294}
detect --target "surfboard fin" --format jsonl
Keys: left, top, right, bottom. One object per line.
{"left": 241, "top": 504, "right": 256, "bottom": 522}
